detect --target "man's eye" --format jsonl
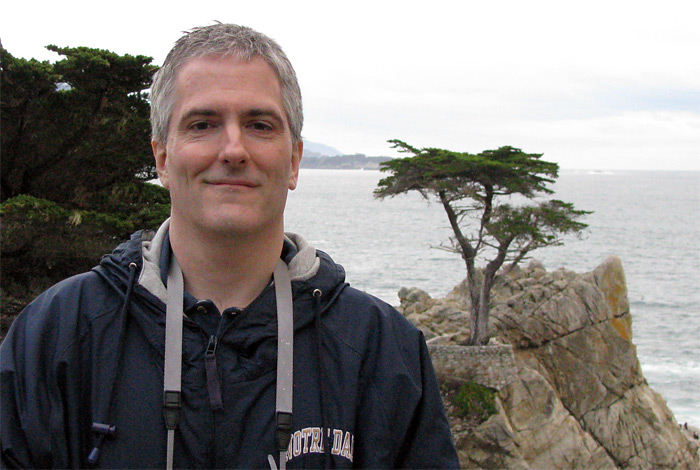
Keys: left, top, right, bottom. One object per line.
{"left": 250, "top": 122, "right": 273, "bottom": 132}
{"left": 190, "top": 121, "right": 211, "bottom": 131}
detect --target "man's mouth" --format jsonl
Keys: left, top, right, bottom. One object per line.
{"left": 206, "top": 178, "right": 259, "bottom": 188}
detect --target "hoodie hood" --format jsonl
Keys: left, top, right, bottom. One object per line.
{"left": 132, "top": 220, "right": 327, "bottom": 304}
{"left": 96, "top": 219, "right": 348, "bottom": 332}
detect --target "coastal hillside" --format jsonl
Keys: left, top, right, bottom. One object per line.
{"left": 300, "top": 153, "right": 391, "bottom": 170}
{"left": 302, "top": 139, "right": 344, "bottom": 157}
{"left": 300, "top": 138, "right": 391, "bottom": 169}
{"left": 399, "top": 256, "right": 700, "bottom": 468}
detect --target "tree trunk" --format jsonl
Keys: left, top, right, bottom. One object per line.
{"left": 468, "top": 257, "right": 500, "bottom": 346}
{"left": 470, "top": 271, "right": 496, "bottom": 345}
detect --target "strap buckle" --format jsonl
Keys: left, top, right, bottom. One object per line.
{"left": 276, "top": 411, "right": 293, "bottom": 451}
{"left": 163, "top": 390, "right": 182, "bottom": 430}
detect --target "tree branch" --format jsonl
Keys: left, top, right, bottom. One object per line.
{"left": 475, "top": 184, "right": 493, "bottom": 253}
{"left": 439, "top": 190, "right": 475, "bottom": 262}
{"left": 501, "top": 239, "right": 535, "bottom": 277}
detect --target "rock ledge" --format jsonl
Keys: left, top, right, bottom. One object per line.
{"left": 402, "top": 256, "right": 699, "bottom": 469}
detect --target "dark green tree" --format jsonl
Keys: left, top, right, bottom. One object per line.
{"left": 1, "top": 44, "right": 158, "bottom": 204}
{"left": 375, "top": 140, "right": 590, "bottom": 345}
{"left": 1, "top": 45, "right": 170, "bottom": 330}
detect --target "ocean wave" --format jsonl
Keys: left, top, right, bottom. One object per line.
{"left": 630, "top": 300, "right": 699, "bottom": 310}
{"left": 641, "top": 361, "right": 700, "bottom": 376}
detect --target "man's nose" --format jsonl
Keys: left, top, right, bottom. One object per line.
{"left": 218, "top": 124, "right": 250, "bottom": 165}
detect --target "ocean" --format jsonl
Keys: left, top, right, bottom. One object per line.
{"left": 286, "top": 168, "right": 700, "bottom": 427}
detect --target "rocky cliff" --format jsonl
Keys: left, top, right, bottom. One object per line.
{"left": 399, "top": 256, "right": 699, "bottom": 469}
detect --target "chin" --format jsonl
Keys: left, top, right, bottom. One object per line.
{"left": 199, "top": 213, "right": 281, "bottom": 238}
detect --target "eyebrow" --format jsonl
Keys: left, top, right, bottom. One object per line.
{"left": 177, "top": 107, "right": 286, "bottom": 127}
{"left": 245, "top": 108, "right": 286, "bottom": 126}
{"left": 177, "top": 108, "right": 218, "bottom": 126}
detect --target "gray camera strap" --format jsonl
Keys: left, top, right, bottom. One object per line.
{"left": 163, "top": 256, "right": 184, "bottom": 470}
{"left": 164, "top": 259, "right": 293, "bottom": 470}
{"left": 270, "top": 260, "right": 293, "bottom": 470}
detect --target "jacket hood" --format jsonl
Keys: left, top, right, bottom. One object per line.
{"left": 95, "top": 219, "right": 348, "bottom": 332}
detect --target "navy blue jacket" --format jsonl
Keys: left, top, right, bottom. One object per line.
{"left": 0, "top": 223, "right": 458, "bottom": 468}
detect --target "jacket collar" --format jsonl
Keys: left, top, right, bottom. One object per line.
{"left": 137, "top": 218, "right": 323, "bottom": 305}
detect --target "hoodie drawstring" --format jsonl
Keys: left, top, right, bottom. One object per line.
{"left": 312, "top": 288, "right": 331, "bottom": 469}
{"left": 87, "top": 262, "right": 138, "bottom": 466}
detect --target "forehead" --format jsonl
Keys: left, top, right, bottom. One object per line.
{"left": 171, "top": 55, "right": 284, "bottom": 111}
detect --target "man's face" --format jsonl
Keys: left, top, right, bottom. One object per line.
{"left": 152, "top": 56, "right": 302, "bottom": 238}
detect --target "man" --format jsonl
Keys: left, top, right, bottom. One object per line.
{"left": 0, "top": 24, "right": 459, "bottom": 469}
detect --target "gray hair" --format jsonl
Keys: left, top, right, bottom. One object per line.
{"left": 150, "top": 23, "right": 303, "bottom": 144}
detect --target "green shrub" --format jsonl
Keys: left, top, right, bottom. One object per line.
{"left": 452, "top": 381, "right": 497, "bottom": 422}
{"left": 0, "top": 191, "right": 170, "bottom": 332}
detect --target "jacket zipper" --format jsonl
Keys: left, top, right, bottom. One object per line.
{"left": 205, "top": 334, "right": 224, "bottom": 410}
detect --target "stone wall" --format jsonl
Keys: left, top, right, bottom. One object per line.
{"left": 429, "top": 344, "right": 517, "bottom": 391}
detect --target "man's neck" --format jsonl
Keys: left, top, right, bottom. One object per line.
{"left": 168, "top": 222, "right": 284, "bottom": 312}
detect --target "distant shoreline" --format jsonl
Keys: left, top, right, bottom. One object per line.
{"left": 300, "top": 154, "right": 391, "bottom": 170}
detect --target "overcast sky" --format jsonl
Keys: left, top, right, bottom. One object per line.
{"left": 2, "top": 0, "right": 698, "bottom": 170}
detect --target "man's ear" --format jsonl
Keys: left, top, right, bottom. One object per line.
{"left": 288, "top": 140, "right": 303, "bottom": 190}
{"left": 152, "top": 140, "right": 170, "bottom": 189}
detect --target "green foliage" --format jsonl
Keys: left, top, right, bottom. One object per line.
{"left": 1, "top": 196, "right": 127, "bottom": 311}
{"left": 375, "top": 140, "right": 591, "bottom": 345}
{"left": 448, "top": 381, "right": 498, "bottom": 423}
{"left": 377, "top": 139, "right": 559, "bottom": 201}
{"left": 1, "top": 192, "right": 169, "bottom": 311}
{"left": 0, "top": 44, "right": 169, "bottom": 327}
{"left": 486, "top": 200, "right": 589, "bottom": 251}
{"left": 1, "top": 44, "right": 157, "bottom": 204}
{"left": 454, "top": 382, "right": 497, "bottom": 420}
{"left": 375, "top": 140, "right": 589, "bottom": 263}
